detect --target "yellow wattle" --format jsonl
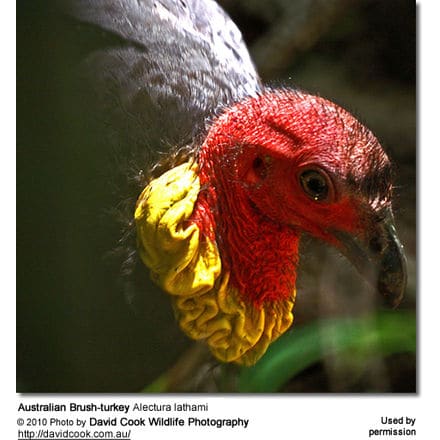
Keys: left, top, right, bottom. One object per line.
{"left": 134, "top": 161, "right": 295, "bottom": 365}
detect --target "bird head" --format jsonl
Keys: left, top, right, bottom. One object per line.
{"left": 135, "top": 89, "right": 407, "bottom": 365}
{"left": 198, "top": 89, "right": 406, "bottom": 307}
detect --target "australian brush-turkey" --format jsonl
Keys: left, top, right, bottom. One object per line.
{"left": 64, "top": 0, "right": 407, "bottom": 367}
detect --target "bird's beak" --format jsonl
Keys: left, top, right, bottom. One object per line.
{"left": 333, "top": 208, "right": 407, "bottom": 308}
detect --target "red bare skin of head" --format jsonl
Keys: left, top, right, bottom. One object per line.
{"left": 191, "top": 89, "right": 393, "bottom": 307}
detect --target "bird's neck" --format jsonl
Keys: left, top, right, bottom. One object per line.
{"left": 191, "top": 151, "right": 299, "bottom": 308}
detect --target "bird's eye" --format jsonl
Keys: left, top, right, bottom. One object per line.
{"left": 299, "top": 169, "right": 330, "bottom": 201}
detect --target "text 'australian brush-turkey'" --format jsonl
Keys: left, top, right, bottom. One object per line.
{"left": 65, "top": 0, "right": 407, "bottom": 366}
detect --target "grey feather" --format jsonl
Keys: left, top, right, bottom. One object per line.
{"left": 64, "top": 0, "right": 262, "bottom": 150}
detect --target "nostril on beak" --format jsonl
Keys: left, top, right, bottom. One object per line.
{"left": 369, "top": 236, "right": 385, "bottom": 255}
